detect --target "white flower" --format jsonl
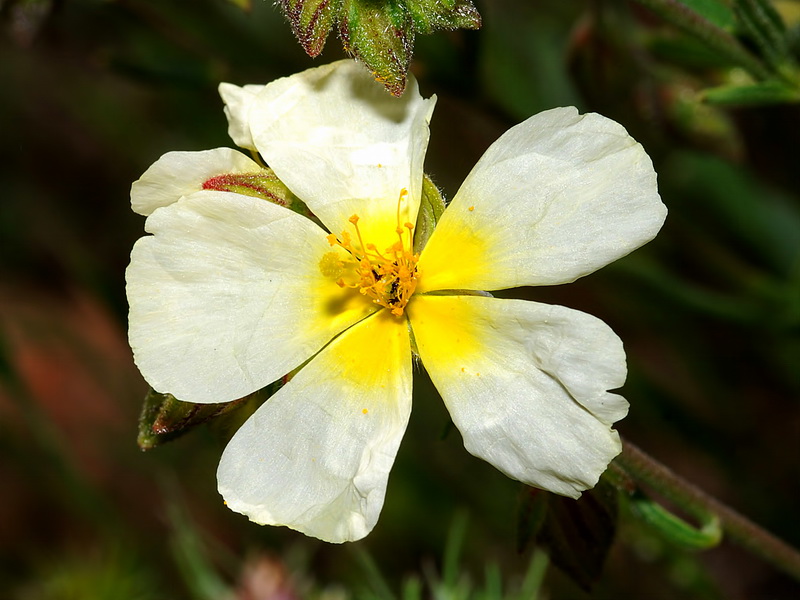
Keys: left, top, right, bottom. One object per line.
{"left": 127, "top": 60, "right": 667, "bottom": 543}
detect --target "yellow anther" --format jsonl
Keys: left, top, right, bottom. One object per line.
{"left": 319, "top": 189, "right": 421, "bottom": 317}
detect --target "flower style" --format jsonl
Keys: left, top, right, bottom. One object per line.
{"left": 127, "top": 60, "right": 667, "bottom": 543}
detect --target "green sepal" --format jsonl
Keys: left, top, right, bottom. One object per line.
{"left": 137, "top": 389, "right": 236, "bottom": 450}
{"left": 279, "top": 0, "right": 341, "bottom": 57}
{"left": 136, "top": 380, "right": 284, "bottom": 450}
{"left": 517, "top": 478, "right": 619, "bottom": 592}
{"left": 413, "top": 173, "right": 445, "bottom": 254}
{"left": 628, "top": 492, "right": 723, "bottom": 550}
{"left": 702, "top": 80, "right": 800, "bottom": 105}
{"left": 202, "top": 167, "right": 315, "bottom": 218}
{"left": 340, "top": 0, "right": 413, "bottom": 96}
{"left": 405, "top": 0, "right": 481, "bottom": 35}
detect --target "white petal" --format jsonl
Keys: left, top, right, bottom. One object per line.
{"left": 218, "top": 310, "right": 412, "bottom": 543}
{"left": 407, "top": 294, "right": 627, "bottom": 497}
{"left": 127, "top": 190, "right": 378, "bottom": 404}
{"left": 219, "top": 83, "right": 264, "bottom": 150}
{"left": 249, "top": 60, "right": 436, "bottom": 248}
{"left": 130, "top": 148, "right": 262, "bottom": 216}
{"left": 417, "top": 107, "right": 667, "bottom": 293}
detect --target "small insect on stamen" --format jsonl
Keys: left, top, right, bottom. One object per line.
{"left": 319, "top": 188, "right": 421, "bottom": 316}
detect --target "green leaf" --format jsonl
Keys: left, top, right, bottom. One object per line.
{"left": 168, "top": 504, "right": 231, "bottom": 600}
{"left": 413, "top": 174, "right": 445, "bottom": 254}
{"left": 518, "top": 479, "right": 619, "bottom": 591}
{"left": 702, "top": 80, "right": 800, "bottom": 105}
{"left": 681, "top": 0, "right": 736, "bottom": 30}
{"left": 648, "top": 35, "right": 742, "bottom": 69}
{"left": 734, "top": 0, "right": 791, "bottom": 71}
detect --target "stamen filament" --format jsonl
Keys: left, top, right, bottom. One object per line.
{"left": 320, "top": 189, "right": 420, "bottom": 317}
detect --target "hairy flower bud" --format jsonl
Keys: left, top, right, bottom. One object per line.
{"left": 278, "top": 0, "right": 481, "bottom": 96}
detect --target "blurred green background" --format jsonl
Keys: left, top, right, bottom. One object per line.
{"left": 1, "top": 0, "right": 799, "bottom": 598}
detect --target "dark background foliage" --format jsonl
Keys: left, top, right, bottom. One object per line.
{"left": 1, "top": 0, "right": 799, "bottom": 598}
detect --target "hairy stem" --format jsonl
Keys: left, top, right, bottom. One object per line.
{"left": 616, "top": 438, "right": 800, "bottom": 581}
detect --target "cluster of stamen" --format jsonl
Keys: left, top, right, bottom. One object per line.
{"left": 321, "top": 190, "right": 420, "bottom": 317}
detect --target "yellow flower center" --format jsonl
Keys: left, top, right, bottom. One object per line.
{"left": 320, "top": 189, "right": 420, "bottom": 317}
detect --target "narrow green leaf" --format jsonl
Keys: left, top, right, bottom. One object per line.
{"left": 401, "top": 576, "right": 423, "bottom": 600}
{"left": 442, "top": 511, "right": 468, "bottom": 590}
{"left": 517, "top": 549, "right": 549, "bottom": 600}
{"left": 629, "top": 493, "right": 723, "bottom": 550}
{"left": 168, "top": 504, "right": 231, "bottom": 600}
{"left": 702, "top": 80, "right": 800, "bottom": 105}
{"left": 353, "top": 548, "right": 396, "bottom": 600}
{"left": 633, "top": 0, "right": 771, "bottom": 79}
{"left": 734, "top": 0, "right": 791, "bottom": 71}
{"left": 681, "top": 0, "right": 736, "bottom": 30}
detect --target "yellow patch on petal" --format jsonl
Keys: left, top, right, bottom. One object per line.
{"left": 414, "top": 206, "right": 495, "bottom": 293}
{"left": 332, "top": 309, "right": 411, "bottom": 390}
{"left": 406, "top": 295, "right": 483, "bottom": 375}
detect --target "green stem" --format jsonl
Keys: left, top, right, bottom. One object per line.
{"left": 630, "top": 0, "right": 771, "bottom": 79}
{"left": 616, "top": 438, "right": 800, "bottom": 581}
